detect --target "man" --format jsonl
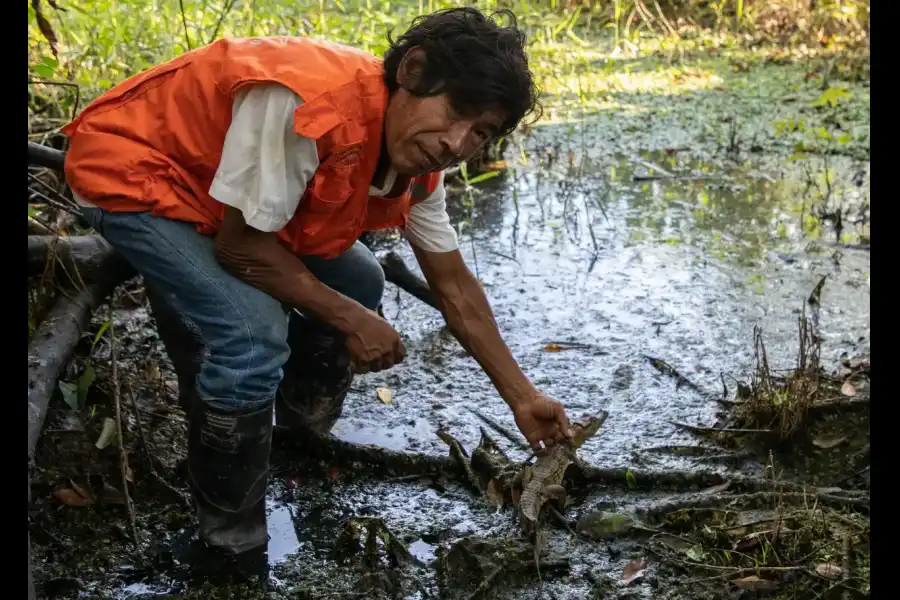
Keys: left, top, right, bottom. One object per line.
{"left": 63, "top": 7, "right": 571, "bottom": 561}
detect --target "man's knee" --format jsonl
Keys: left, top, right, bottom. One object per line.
{"left": 195, "top": 292, "right": 291, "bottom": 412}
{"left": 350, "top": 244, "right": 386, "bottom": 311}
{"left": 302, "top": 241, "right": 385, "bottom": 311}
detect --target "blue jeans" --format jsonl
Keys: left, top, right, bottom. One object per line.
{"left": 81, "top": 207, "right": 384, "bottom": 412}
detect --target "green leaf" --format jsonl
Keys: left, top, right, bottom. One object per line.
{"left": 33, "top": 64, "right": 54, "bottom": 79}
{"left": 77, "top": 363, "right": 96, "bottom": 407}
{"left": 686, "top": 544, "right": 706, "bottom": 561}
{"left": 812, "top": 87, "right": 851, "bottom": 108}
{"left": 466, "top": 170, "right": 502, "bottom": 185}
{"left": 92, "top": 321, "right": 112, "bottom": 347}
{"left": 58, "top": 380, "right": 80, "bottom": 410}
{"left": 32, "top": 56, "right": 58, "bottom": 79}
{"left": 625, "top": 471, "right": 637, "bottom": 489}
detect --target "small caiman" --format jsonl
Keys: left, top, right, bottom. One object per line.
{"left": 516, "top": 411, "right": 608, "bottom": 535}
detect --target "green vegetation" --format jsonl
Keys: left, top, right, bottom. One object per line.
{"left": 29, "top": 1, "right": 869, "bottom": 135}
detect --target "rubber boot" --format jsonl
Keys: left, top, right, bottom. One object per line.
{"left": 276, "top": 312, "right": 352, "bottom": 435}
{"left": 186, "top": 400, "right": 273, "bottom": 556}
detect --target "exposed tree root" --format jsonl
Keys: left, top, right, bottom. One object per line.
{"left": 639, "top": 445, "right": 758, "bottom": 464}
{"left": 671, "top": 421, "right": 774, "bottom": 436}
{"left": 273, "top": 429, "right": 869, "bottom": 515}
{"left": 272, "top": 428, "right": 461, "bottom": 479}
{"left": 576, "top": 465, "right": 867, "bottom": 499}
{"left": 437, "top": 427, "right": 483, "bottom": 493}
{"left": 639, "top": 490, "right": 868, "bottom": 522}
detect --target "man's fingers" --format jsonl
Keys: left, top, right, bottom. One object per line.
{"left": 536, "top": 397, "right": 572, "bottom": 438}
{"left": 549, "top": 424, "right": 564, "bottom": 443}
{"left": 558, "top": 412, "right": 572, "bottom": 438}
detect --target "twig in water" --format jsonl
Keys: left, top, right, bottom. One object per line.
{"left": 632, "top": 174, "right": 719, "bottom": 182}
{"left": 477, "top": 426, "right": 510, "bottom": 462}
{"left": 469, "top": 408, "right": 529, "bottom": 453}
{"left": 670, "top": 421, "right": 773, "bottom": 435}
{"left": 466, "top": 565, "right": 505, "bottom": 600}
{"left": 543, "top": 341, "right": 596, "bottom": 351}
{"left": 629, "top": 153, "right": 674, "bottom": 178}
{"left": 110, "top": 313, "right": 138, "bottom": 544}
{"left": 643, "top": 355, "right": 703, "bottom": 393}
{"left": 832, "top": 465, "right": 870, "bottom": 487}
{"left": 436, "top": 428, "right": 481, "bottom": 494}
{"left": 549, "top": 506, "right": 577, "bottom": 537}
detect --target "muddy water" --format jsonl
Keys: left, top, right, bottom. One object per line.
{"left": 107, "top": 122, "right": 868, "bottom": 599}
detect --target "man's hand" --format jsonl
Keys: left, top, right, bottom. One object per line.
{"left": 512, "top": 391, "right": 572, "bottom": 451}
{"left": 345, "top": 308, "right": 405, "bottom": 374}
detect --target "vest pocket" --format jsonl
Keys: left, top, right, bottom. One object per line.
{"left": 299, "top": 164, "right": 355, "bottom": 236}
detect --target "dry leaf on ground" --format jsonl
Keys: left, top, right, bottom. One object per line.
{"left": 815, "top": 563, "right": 844, "bottom": 580}
{"left": 620, "top": 557, "right": 648, "bottom": 585}
{"left": 841, "top": 380, "right": 857, "bottom": 396}
{"left": 731, "top": 575, "right": 779, "bottom": 591}
{"left": 376, "top": 387, "right": 393, "bottom": 405}
{"left": 655, "top": 534, "right": 692, "bottom": 552}
{"left": 812, "top": 435, "right": 846, "bottom": 449}
{"left": 55, "top": 481, "right": 95, "bottom": 507}
{"left": 95, "top": 417, "right": 117, "bottom": 449}
{"left": 701, "top": 481, "right": 731, "bottom": 494}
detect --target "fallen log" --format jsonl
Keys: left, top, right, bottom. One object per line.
{"left": 378, "top": 251, "right": 439, "bottom": 309}
{"left": 27, "top": 141, "right": 66, "bottom": 171}
{"left": 27, "top": 249, "right": 130, "bottom": 600}
{"left": 27, "top": 234, "right": 122, "bottom": 285}
{"left": 272, "top": 429, "right": 869, "bottom": 507}
{"left": 638, "top": 490, "right": 869, "bottom": 520}
{"left": 27, "top": 253, "right": 132, "bottom": 460}
{"left": 272, "top": 427, "right": 460, "bottom": 478}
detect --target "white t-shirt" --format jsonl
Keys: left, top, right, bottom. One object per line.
{"left": 75, "top": 84, "right": 459, "bottom": 254}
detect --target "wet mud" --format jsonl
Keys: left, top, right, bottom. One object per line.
{"left": 29, "top": 118, "right": 869, "bottom": 599}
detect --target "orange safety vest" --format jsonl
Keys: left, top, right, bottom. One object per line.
{"left": 62, "top": 37, "right": 441, "bottom": 259}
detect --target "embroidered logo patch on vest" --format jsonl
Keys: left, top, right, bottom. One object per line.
{"left": 330, "top": 145, "right": 362, "bottom": 167}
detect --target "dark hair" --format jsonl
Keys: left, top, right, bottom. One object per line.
{"left": 383, "top": 7, "right": 541, "bottom": 137}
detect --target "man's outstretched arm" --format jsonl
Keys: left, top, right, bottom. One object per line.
{"left": 410, "top": 244, "right": 571, "bottom": 450}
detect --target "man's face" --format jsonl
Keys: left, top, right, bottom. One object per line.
{"left": 383, "top": 49, "right": 507, "bottom": 176}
